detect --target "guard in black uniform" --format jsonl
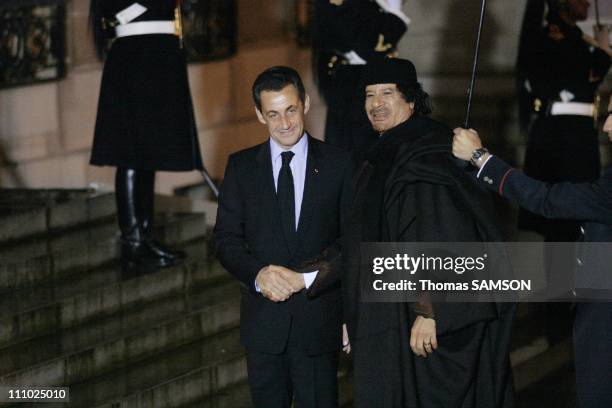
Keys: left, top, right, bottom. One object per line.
{"left": 517, "top": 0, "right": 610, "bottom": 342}
{"left": 519, "top": 0, "right": 610, "bottom": 233}
{"left": 312, "top": 0, "right": 410, "bottom": 152}
{"left": 90, "top": 1, "right": 204, "bottom": 269}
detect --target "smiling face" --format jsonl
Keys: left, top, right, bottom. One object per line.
{"left": 255, "top": 84, "right": 310, "bottom": 149}
{"left": 365, "top": 83, "right": 415, "bottom": 134}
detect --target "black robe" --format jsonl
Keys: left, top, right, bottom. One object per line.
{"left": 308, "top": 115, "right": 516, "bottom": 407}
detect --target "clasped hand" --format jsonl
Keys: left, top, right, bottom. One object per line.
{"left": 255, "top": 265, "right": 305, "bottom": 302}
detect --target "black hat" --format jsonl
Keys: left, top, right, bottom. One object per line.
{"left": 361, "top": 58, "right": 418, "bottom": 88}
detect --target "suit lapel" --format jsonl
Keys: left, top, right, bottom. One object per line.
{"left": 294, "top": 136, "right": 321, "bottom": 253}
{"left": 255, "top": 142, "right": 291, "bottom": 256}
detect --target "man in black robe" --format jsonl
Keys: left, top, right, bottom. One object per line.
{"left": 306, "top": 58, "right": 516, "bottom": 407}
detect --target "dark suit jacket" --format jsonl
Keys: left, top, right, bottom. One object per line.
{"left": 477, "top": 156, "right": 612, "bottom": 290}
{"left": 213, "top": 136, "right": 352, "bottom": 355}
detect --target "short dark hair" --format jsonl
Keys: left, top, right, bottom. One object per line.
{"left": 252, "top": 66, "right": 306, "bottom": 111}
{"left": 397, "top": 82, "right": 433, "bottom": 116}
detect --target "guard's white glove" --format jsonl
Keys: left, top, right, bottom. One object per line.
{"left": 385, "top": 0, "right": 403, "bottom": 12}
{"left": 376, "top": 0, "right": 411, "bottom": 26}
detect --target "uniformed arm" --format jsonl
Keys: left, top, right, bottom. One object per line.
{"left": 453, "top": 128, "right": 612, "bottom": 224}
{"left": 519, "top": 31, "right": 561, "bottom": 99}
{"left": 521, "top": 27, "right": 610, "bottom": 102}
{"left": 322, "top": 0, "right": 408, "bottom": 62}
{"left": 480, "top": 157, "right": 612, "bottom": 224}
{"left": 589, "top": 45, "right": 612, "bottom": 80}
{"left": 213, "top": 156, "right": 268, "bottom": 291}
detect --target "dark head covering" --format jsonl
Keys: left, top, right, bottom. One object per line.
{"left": 361, "top": 58, "right": 418, "bottom": 88}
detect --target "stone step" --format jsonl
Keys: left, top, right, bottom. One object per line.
{"left": 0, "top": 190, "right": 115, "bottom": 245}
{"left": 0, "top": 290, "right": 240, "bottom": 388}
{"left": 2, "top": 328, "right": 244, "bottom": 408}
{"left": 86, "top": 351, "right": 354, "bottom": 408}
{"left": 0, "top": 189, "right": 91, "bottom": 212}
{"left": 182, "top": 380, "right": 252, "bottom": 408}
{"left": 0, "top": 249, "right": 226, "bottom": 349}
{"left": 174, "top": 181, "right": 219, "bottom": 203}
{"left": 93, "top": 354, "right": 247, "bottom": 408}
{"left": 0, "top": 212, "right": 207, "bottom": 294}
{"left": 509, "top": 303, "right": 547, "bottom": 352}
{"left": 0, "top": 231, "right": 211, "bottom": 321}
{"left": 0, "top": 278, "right": 238, "bottom": 377}
{"left": 513, "top": 339, "right": 573, "bottom": 393}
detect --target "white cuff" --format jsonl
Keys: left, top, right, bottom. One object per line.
{"left": 303, "top": 270, "right": 319, "bottom": 289}
{"left": 115, "top": 3, "right": 148, "bottom": 25}
{"left": 476, "top": 155, "right": 494, "bottom": 178}
{"left": 375, "top": 0, "right": 411, "bottom": 26}
{"left": 344, "top": 51, "right": 367, "bottom": 65}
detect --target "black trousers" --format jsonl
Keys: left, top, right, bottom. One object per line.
{"left": 574, "top": 303, "right": 612, "bottom": 408}
{"left": 245, "top": 319, "right": 339, "bottom": 408}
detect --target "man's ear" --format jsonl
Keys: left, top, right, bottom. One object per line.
{"left": 304, "top": 94, "right": 311, "bottom": 115}
{"left": 255, "top": 107, "right": 266, "bottom": 125}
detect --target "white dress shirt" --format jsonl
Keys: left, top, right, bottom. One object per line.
{"left": 255, "top": 134, "right": 318, "bottom": 292}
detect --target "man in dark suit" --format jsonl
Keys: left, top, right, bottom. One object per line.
{"left": 213, "top": 66, "right": 352, "bottom": 408}
{"left": 453, "top": 113, "right": 612, "bottom": 408}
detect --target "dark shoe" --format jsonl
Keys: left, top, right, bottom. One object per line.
{"left": 135, "top": 169, "right": 187, "bottom": 262}
{"left": 121, "top": 239, "right": 176, "bottom": 269}
{"left": 116, "top": 168, "right": 175, "bottom": 270}
{"left": 144, "top": 239, "right": 187, "bottom": 261}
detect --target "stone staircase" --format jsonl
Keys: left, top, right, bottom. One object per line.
{"left": 0, "top": 189, "right": 575, "bottom": 407}
{"left": 0, "top": 189, "right": 249, "bottom": 408}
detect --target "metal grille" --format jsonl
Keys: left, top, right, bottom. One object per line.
{"left": 0, "top": 0, "right": 65, "bottom": 89}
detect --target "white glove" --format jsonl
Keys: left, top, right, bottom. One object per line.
{"left": 385, "top": 0, "right": 403, "bottom": 12}
{"left": 375, "top": 0, "right": 411, "bottom": 26}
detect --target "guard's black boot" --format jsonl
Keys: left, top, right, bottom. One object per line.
{"left": 136, "top": 170, "right": 187, "bottom": 262}
{"left": 116, "top": 168, "right": 174, "bottom": 270}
